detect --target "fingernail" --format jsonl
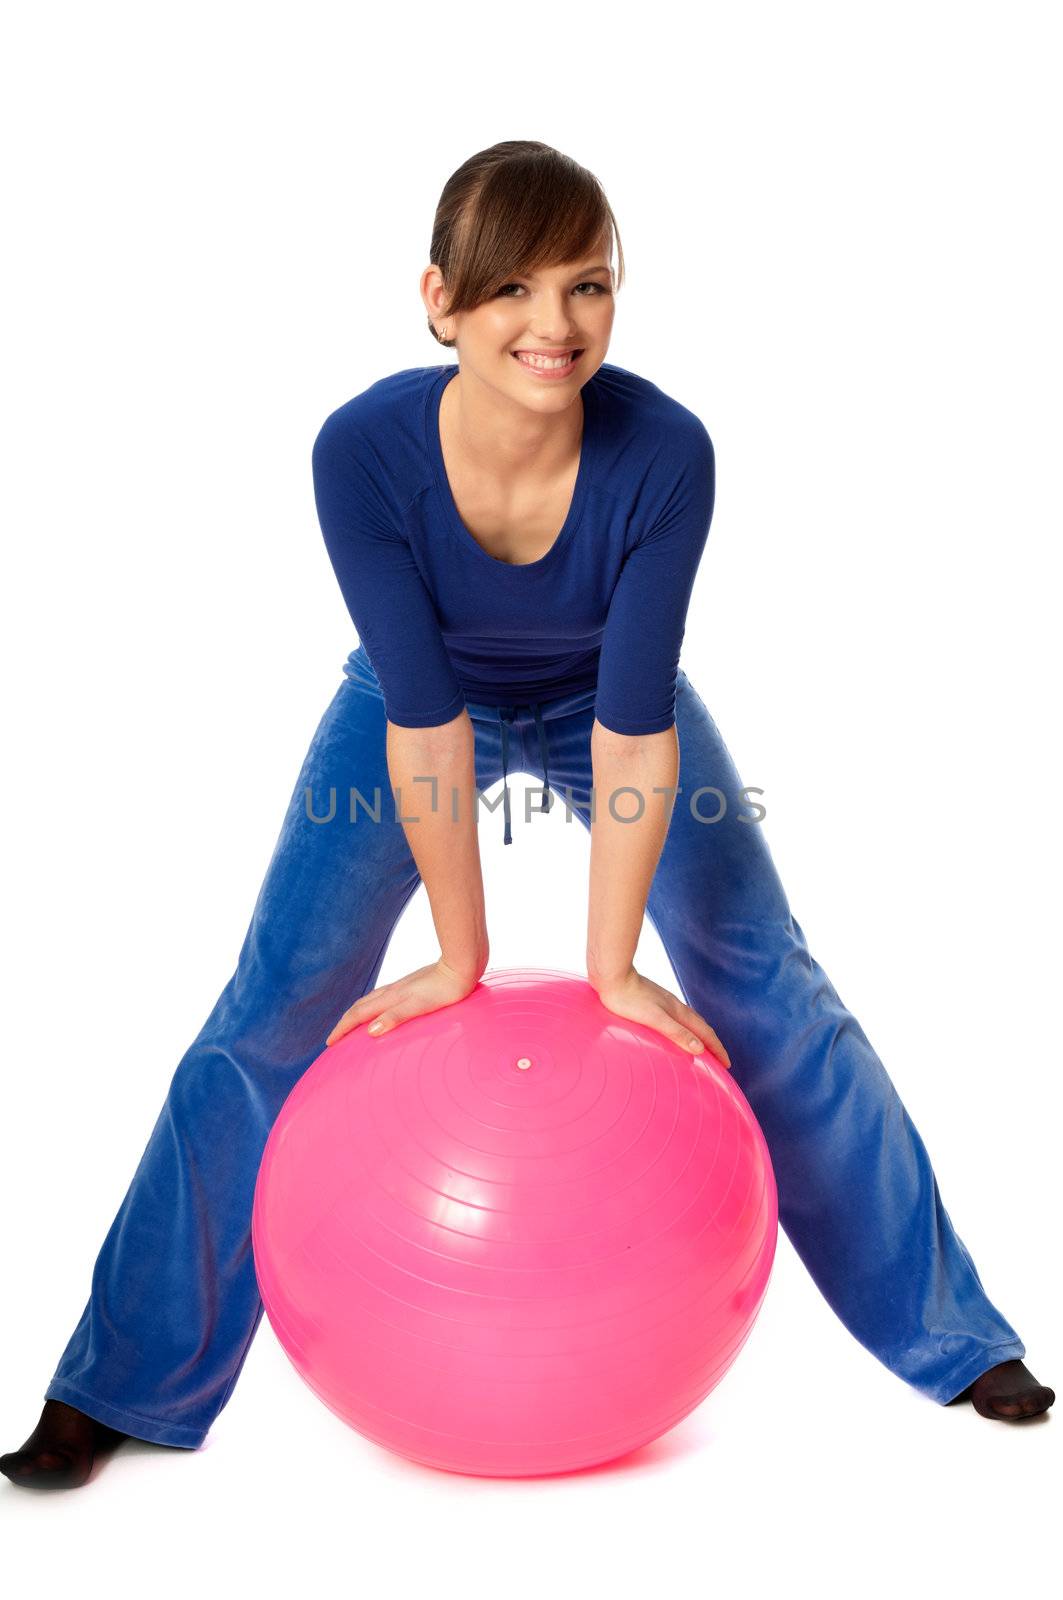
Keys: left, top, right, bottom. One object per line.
{"left": 368, "top": 1020, "right": 384, "bottom": 1034}
{"left": 688, "top": 1037, "right": 702, "bottom": 1051}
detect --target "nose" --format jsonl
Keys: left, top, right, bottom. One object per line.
{"left": 526, "top": 290, "right": 582, "bottom": 341}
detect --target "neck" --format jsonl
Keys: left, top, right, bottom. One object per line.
{"left": 442, "top": 365, "right": 584, "bottom": 483}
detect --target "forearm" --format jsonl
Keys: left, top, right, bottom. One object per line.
{"left": 386, "top": 713, "right": 489, "bottom": 982}
{"left": 586, "top": 720, "right": 680, "bottom": 986}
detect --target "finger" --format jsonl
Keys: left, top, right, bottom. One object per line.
{"left": 689, "top": 1027, "right": 731, "bottom": 1070}
{"left": 708, "top": 1038, "right": 732, "bottom": 1070}
{"left": 658, "top": 1016, "right": 706, "bottom": 1056}
{"left": 326, "top": 1013, "right": 362, "bottom": 1046}
{"left": 342, "top": 981, "right": 398, "bottom": 1021}
{"left": 368, "top": 1008, "right": 409, "bottom": 1036}
{"left": 369, "top": 997, "right": 451, "bottom": 1037}
{"left": 691, "top": 1024, "right": 731, "bottom": 1069}
{"left": 327, "top": 982, "right": 402, "bottom": 1044}
{"left": 655, "top": 1001, "right": 709, "bottom": 1056}
{"left": 660, "top": 994, "right": 707, "bottom": 1038}
{"left": 676, "top": 1005, "right": 732, "bottom": 1070}
{"left": 331, "top": 1004, "right": 398, "bottom": 1045}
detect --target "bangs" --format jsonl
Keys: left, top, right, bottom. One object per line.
{"left": 431, "top": 144, "right": 624, "bottom": 329}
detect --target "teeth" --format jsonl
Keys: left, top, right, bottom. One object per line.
{"left": 516, "top": 351, "right": 576, "bottom": 369}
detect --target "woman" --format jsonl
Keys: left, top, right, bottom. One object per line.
{"left": 2, "top": 141, "right": 1052, "bottom": 1492}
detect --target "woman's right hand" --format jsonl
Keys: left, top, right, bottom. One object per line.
{"left": 326, "top": 957, "right": 481, "bottom": 1047}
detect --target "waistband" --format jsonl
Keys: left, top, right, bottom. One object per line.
{"left": 464, "top": 682, "right": 597, "bottom": 848}
{"left": 495, "top": 702, "right": 551, "bottom": 847}
{"left": 347, "top": 646, "right": 597, "bottom": 848}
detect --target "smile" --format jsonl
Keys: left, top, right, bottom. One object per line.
{"left": 512, "top": 350, "right": 583, "bottom": 379}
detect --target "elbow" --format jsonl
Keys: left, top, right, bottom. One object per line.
{"left": 591, "top": 719, "right": 679, "bottom": 788}
{"left": 592, "top": 716, "right": 677, "bottom": 756}
{"left": 387, "top": 709, "right": 471, "bottom": 758}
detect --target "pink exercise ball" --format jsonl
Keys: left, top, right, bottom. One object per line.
{"left": 252, "top": 967, "right": 778, "bottom": 1478}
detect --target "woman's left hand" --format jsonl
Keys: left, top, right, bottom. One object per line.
{"left": 590, "top": 965, "right": 732, "bottom": 1069}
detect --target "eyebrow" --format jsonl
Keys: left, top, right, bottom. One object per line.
{"left": 515, "top": 263, "right": 612, "bottom": 280}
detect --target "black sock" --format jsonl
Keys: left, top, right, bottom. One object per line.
{"left": 949, "top": 1359, "right": 1055, "bottom": 1421}
{"left": 1, "top": 1399, "right": 130, "bottom": 1490}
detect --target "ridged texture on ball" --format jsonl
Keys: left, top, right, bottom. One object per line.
{"left": 252, "top": 968, "right": 777, "bottom": 1477}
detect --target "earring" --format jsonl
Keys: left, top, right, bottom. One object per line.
{"left": 440, "top": 325, "right": 448, "bottom": 341}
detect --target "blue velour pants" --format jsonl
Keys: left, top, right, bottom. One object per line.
{"left": 44, "top": 645, "right": 1025, "bottom": 1447}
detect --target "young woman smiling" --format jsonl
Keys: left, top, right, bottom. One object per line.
{"left": 2, "top": 140, "right": 1051, "bottom": 1492}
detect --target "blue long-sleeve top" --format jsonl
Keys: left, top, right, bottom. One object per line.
{"left": 312, "top": 361, "right": 716, "bottom": 840}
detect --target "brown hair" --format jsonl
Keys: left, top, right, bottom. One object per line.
{"left": 427, "top": 141, "right": 625, "bottom": 348}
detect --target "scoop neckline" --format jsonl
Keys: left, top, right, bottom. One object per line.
{"left": 424, "top": 362, "right": 599, "bottom": 572}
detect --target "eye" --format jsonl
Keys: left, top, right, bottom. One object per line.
{"left": 495, "top": 281, "right": 610, "bottom": 297}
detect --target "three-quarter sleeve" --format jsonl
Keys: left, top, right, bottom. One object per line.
{"left": 593, "top": 418, "right": 715, "bottom": 735}
{"left": 312, "top": 409, "right": 466, "bottom": 728}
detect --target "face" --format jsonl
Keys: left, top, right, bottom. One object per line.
{"left": 421, "top": 232, "right": 615, "bottom": 413}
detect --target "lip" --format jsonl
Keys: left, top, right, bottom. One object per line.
{"left": 512, "top": 348, "right": 583, "bottom": 380}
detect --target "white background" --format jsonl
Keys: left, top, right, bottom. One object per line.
{"left": 1, "top": 1, "right": 1058, "bottom": 1592}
